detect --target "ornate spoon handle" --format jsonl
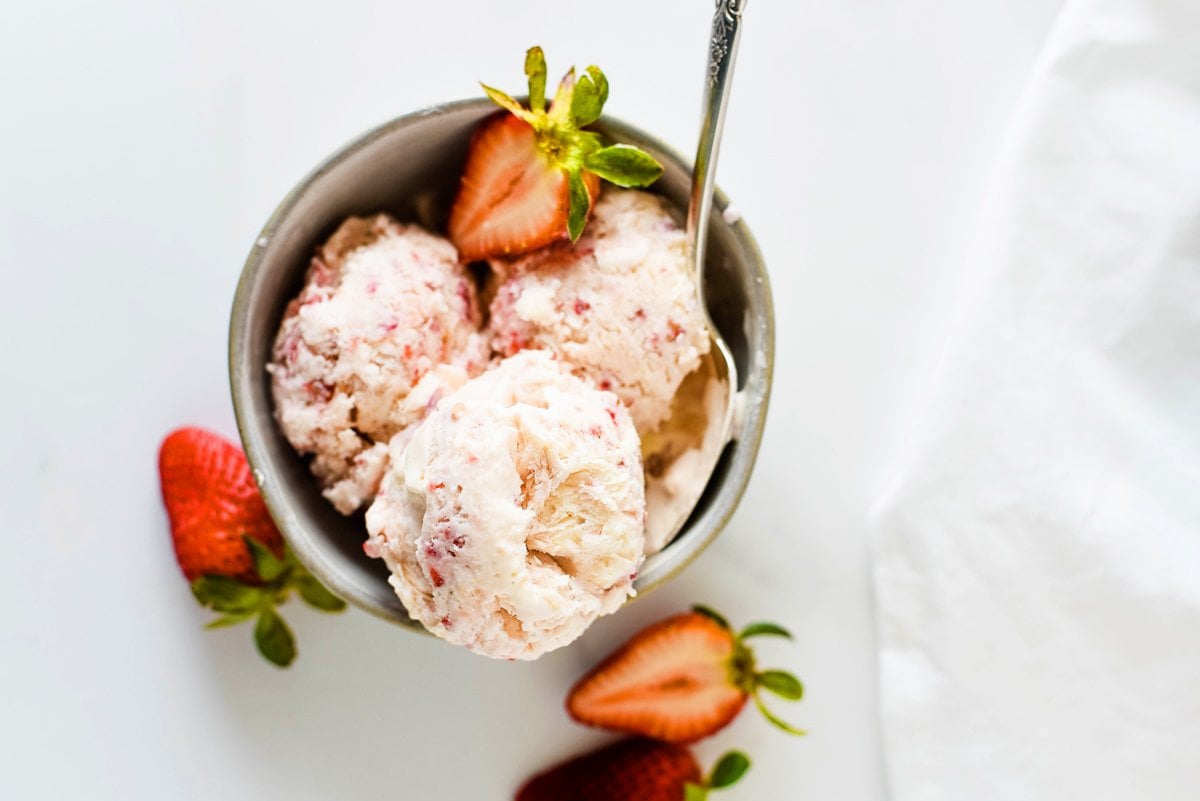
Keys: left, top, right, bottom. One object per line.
{"left": 686, "top": 0, "right": 747, "bottom": 293}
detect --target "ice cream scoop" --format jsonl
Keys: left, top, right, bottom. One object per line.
{"left": 488, "top": 188, "right": 710, "bottom": 435}
{"left": 365, "top": 350, "right": 646, "bottom": 659}
{"left": 268, "top": 216, "right": 487, "bottom": 514}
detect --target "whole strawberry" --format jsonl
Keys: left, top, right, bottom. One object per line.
{"left": 567, "top": 606, "right": 805, "bottom": 743}
{"left": 515, "top": 737, "right": 750, "bottom": 801}
{"left": 159, "top": 427, "right": 345, "bottom": 667}
{"left": 448, "top": 46, "right": 664, "bottom": 260}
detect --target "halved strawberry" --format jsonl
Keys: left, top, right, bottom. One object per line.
{"left": 448, "top": 46, "right": 664, "bottom": 261}
{"left": 515, "top": 737, "right": 751, "bottom": 801}
{"left": 567, "top": 606, "right": 805, "bottom": 743}
{"left": 449, "top": 113, "right": 600, "bottom": 260}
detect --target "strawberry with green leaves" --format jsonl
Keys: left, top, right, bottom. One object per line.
{"left": 159, "top": 427, "right": 345, "bottom": 667}
{"left": 567, "top": 606, "right": 805, "bottom": 743}
{"left": 515, "top": 737, "right": 751, "bottom": 801}
{"left": 448, "top": 46, "right": 664, "bottom": 260}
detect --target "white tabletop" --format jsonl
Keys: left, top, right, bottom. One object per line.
{"left": 0, "top": 1, "right": 1064, "bottom": 797}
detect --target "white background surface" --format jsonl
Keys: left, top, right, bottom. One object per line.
{"left": 1, "top": 1, "right": 1064, "bottom": 798}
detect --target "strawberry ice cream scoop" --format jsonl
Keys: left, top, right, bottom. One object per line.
{"left": 487, "top": 189, "right": 711, "bottom": 434}
{"left": 364, "top": 350, "right": 646, "bottom": 660}
{"left": 268, "top": 215, "right": 487, "bottom": 515}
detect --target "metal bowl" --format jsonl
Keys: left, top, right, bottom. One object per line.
{"left": 229, "top": 98, "right": 774, "bottom": 627}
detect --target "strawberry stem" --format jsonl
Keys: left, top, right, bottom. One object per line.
{"left": 697, "top": 605, "right": 807, "bottom": 737}
{"left": 191, "top": 540, "right": 344, "bottom": 668}
{"left": 752, "top": 690, "right": 807, "bottom": 736}
{"left": 728, "top": 639, "right": 759, "bottom": 694}
{"left": 476, "top": 47, "right": 664, "bottom": 246}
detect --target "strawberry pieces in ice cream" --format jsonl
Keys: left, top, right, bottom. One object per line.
{"left": 488, "top": 189, "right": 710, "bottom": 434}
{"left": 268, "top": 215, "right": 487, "bottom": 514}
{"left": 365, "top": 350, "right": 646, "bottom": 660}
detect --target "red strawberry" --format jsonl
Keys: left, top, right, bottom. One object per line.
{"left": 448, "top": 46, "right": 664, "bottom": 261}
{"left": 567, "top": 607, "right": 806, "bottom": 743}
{"left": 515, "top": 737, "right": 751, "bottom": 801}
{"left": 158, "top": 427, "right": 346, "bottom": 667}
{"left": 159, "top": 426, "right": 282, "bottom": 583}
{"left": 449, "top": 113, "right": 600, "bottom": 261}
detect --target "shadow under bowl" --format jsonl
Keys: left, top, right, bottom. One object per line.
{"left": 229, "top": 98, "right": 774, "bottom": 627}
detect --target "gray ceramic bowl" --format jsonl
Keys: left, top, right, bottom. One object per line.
{"left": 229, "top": 98, "right": 773, "bottom": 626}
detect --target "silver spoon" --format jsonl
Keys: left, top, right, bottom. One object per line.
{"left": 687, "top": 0, "right": 745, "bottom": 434}
{"left": 644, "top": 0, "right": 746, "bottom": 548}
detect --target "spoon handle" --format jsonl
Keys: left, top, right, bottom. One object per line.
{"left": 687, "top": 0, "right": 747, "bottom": 288}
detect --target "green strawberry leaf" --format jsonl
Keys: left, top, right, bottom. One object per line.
{"left": 191, "top": 579, "right": 213, "bottom": 605}
{"left": 481, "top": 83, "right": 535, "bottom": 124}
{"left": 758, "top": 670, "right": 804, "bottom": 701}
{"left": 739, "top": 622, "right": 794, "bottom": 640}
{"left": 583, "top": 144, "right": 663, "bottom": 188}
{"left": 204, "top": 610, "right": 256, "bottom": 630}
{"left": 296, "top": 576, "right": 347, "bottom": 612}
{"left": 570, "top": 65, "right": 609, "bottom": 127}
{"left": 549, "top": 67, "right": 576, "bottom": 125}
{"left": 572, "top": 129, "right": 605, "bottom": 157}
{"left": 708, "top": 751, "right": 751, "bottom": 789}
{"left": 283, "top": 544, "right": 308, "bottom": 572}
{"left": 244, "top": 535, "right": 286, "bottom": 583}
{"left": 192, "top": 575, "right": 264, "bottom": 614}
{"left": 525, "top": 46, "right": 547, "bottom": 114}
{"left": 567, "top": 169, "right": 591, "bottom": 241}
{"left": 284, "top": 544, "right": 320, "bottom": 582}
{"left": 684, "top": 783, "right": 709, "bottom": 801}
{"left": 691, "top": 604, "right": 732, "bottom": 631}
{"left": 753, "top": 692, "right": 807, "bottom": 736}
{"left": 254, "top": 608, "right": 296, "bottom": 667}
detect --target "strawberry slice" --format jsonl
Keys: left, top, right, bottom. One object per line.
{"left": 447, "top": 46, "right": 664, "bottom": 261}
{"left": 567, "top": 606, "right": 806, "bottom": 743}
{"left": 159, "top": 427, "right": 346, "bottom": 667}
{"left": 448, "top": 113, "right": 600, "bottom": 261}
{"left": 515, "top": 737, "right": 751, "bottom": 801}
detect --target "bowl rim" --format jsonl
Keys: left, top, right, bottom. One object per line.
{"left": 229, "top": 96, "right": 775, "bottom": 625}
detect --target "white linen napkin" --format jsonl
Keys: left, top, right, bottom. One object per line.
{"left": 871, "top": 0, "right": 1200, "bottom": 798}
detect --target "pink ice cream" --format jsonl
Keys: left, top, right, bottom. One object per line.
{"left": 268, "top": 215, "right": 487, "bottom": 514}
{"left": 487, "top": 189, "right": 711, "bottom": 434}
{"left": 364, "top": 350, "right": 646, "bottom": 660}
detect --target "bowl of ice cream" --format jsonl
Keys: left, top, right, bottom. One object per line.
{"left": 229, "top": 96, "right": 774, "bottom": 652}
